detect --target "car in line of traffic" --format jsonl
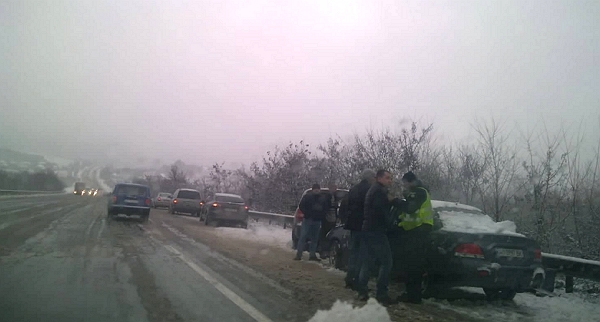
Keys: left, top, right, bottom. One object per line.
{"left": 107, "top": 183, "right": 152, "bottom": 222}
{"left": 169, "top": 188, "right": 203, "bottom": 217}
{"left": 200, "top": 193, "right": 250, "bottom": 229}
{"left": 152, "top": 192, "right": 172, "bottom": 208}
{"left": 325, "top": 200, "right": 544, "bottom": 301}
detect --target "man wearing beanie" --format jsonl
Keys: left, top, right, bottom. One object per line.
{"left": 396, "top": 171, "right": 433, "bottom": 304}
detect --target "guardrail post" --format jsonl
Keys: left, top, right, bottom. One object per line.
{"left": 565, "top": 275, "right": 574, "bottom": 293}
{"left": 542, "top": 269, "right": 556, "bottom": 292}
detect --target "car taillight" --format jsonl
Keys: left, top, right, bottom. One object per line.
{"left": 454, "top": 243, "right": 484, "bottom": 259}
{"left": 145, "top": 198, "right": 151, "bottom": 205}
{"left": 212, "top": 203, "right": 218, "bottom": 207}
{"left": 534, "top": 249, "right": 542, "bottom": 261}
{"left": 173, "top": 199, "right": 177, "bottom": 204}
{"left": 200, "top": 202, "right": 204, "bottom": 206}
{"left": 111, "top": 196, "right": 117, "bottom": 203}
{"left": 157, "top": 197, "right": 161, "bottom": 201}
{"left": 244, "top": 205, "right": 249, "bottom": 210}
{"left": 295, "top": 208, "right": 304, "bottom": 222}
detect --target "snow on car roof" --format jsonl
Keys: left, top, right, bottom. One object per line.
{"left": 432, "top": 200, "right": 524, "bottom": 237}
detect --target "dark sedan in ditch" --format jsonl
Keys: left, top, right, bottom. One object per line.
{"left": 326, "top": 200, "right": 544, "bottom": 300}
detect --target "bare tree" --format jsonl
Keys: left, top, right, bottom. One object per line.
{"left": 472, "top": 118, "right": 521, "bottom": 222}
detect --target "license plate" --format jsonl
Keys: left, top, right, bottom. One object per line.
{"left": 225, "top": 208, "right": 237, "bottom": 213}
{"left": 125, "top": 199, "right": 138, "bottom": 204}
{"left": 496, "top": 248, "right": 524, "bottom": 258}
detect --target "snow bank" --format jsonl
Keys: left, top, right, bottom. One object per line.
{"left": 307, "top": 298, "right": 391, "bottom": 322}
{"left": 431, "top": 287, "right": 600, "bottom": 322}
{"left": 214, "top": 222, "right": 292, "bottom": 250}
{"left": 432, "top": 201, "right": 524, "bottom": 237}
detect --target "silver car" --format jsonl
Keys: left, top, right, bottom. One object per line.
{"left": 153, "top": 192, "right": 172, "bottom": 209}
{"left": 202, "top": 193, "right": 249, "bottom": 228}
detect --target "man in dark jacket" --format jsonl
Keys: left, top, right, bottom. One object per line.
{"left": 343, "top": 169, "right": 376, "bottom": 290}
{"left": 294, "top": 184, "right": 331, "bottom": 261}
{"left": 356, "top": 169, "right": 398, "bottom": 306}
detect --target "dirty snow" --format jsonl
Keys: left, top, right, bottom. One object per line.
{"left": 213, "top": 222, "right": 292, "bottom": 250}
{"left": 430, "top": 287, "right": 600, "bottom": 322}
{"left": 307, "top": 298, "right": 392, "bottom": 322}
{"left": 432, "top": 200, "right": 483, "bottom": 212}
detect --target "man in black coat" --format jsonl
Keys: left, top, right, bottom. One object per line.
{"left": 294, "top": 184, "right": 331, "bottom": 261}
{"left": 356, "top": 169, "right": 399, "bottom": 306}
{"left": 343, "top": 169, "right": 376, "bottom": 290}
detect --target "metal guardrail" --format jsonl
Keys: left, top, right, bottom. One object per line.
{"left": 0, "top": 189, "right": 65, "bottom": 196}
{"left": 248, "top": 210, "right": 294, "bottom": 229}
{"left": 541, "top": 252, "right": 600, "bottom": 293}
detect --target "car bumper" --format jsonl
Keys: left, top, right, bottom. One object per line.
{"left": 172, "top": 205, "right": 201, "bottom": 213}
{"left": 154, "top": 201, "right": 170, "bottom": 207}
{"left": 109, "top": 205, "right": 150, "bottom": 215}
{"left": 211, "top": 210, "right": 249, "bottom": 222}
{"left": 439, "top": 258, "right": 541, "bottom": 291}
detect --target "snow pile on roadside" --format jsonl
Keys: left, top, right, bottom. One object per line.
{"left": 214, "top": 222, "right": 292, "bottom": 250}
{"left": 430, "top": 287, "right": 600, "bottom": 322}
{"left": 307, "top": 298, "right": 391, "bottom": 322}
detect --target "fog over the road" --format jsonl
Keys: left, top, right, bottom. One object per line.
{"left": 1, "top": 0, "right": 599, "bottom": 165}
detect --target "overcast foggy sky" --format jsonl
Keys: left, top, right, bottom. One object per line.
{"left": 1, "top": 0, "right": 599, "bottom": 167}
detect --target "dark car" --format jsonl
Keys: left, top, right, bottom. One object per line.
{"left": 107, "top": 183, "right": 152, "bottom": 222}
{"left": 291, "top": 187, "right": 349, "bottom": 250}
{"left": 170, "top": 188, "right": 203, "bottom": 216}
{"left": 201, "top": 193, "right": 249, "bottom": 228}
{"left": 326, "top": 200, "right": 544, "bottom": 300}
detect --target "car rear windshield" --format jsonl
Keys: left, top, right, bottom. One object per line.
{"left": 115, "top": 185, "right": 148, "bottom": 196}
{"left": 177, "top": 190, "right": 201, "bottom": 199}
{"left": 215, "top": 195, "right": 244, "bottom": 203}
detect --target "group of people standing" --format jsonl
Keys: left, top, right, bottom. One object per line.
{"left": 294, "top": 169, "right": 433, "bottom": 306}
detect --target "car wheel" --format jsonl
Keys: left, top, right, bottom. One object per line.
{"left": 241, "top": 221, "right": 248, "bottom": 229}
{"left": 205, "top": 213, "right": 211, "bottom": 225}
{"left": 169, "top": 207, "right": 174, "bottom": 214}
{"left": 421, "top": 272, "right": 439, "bottom": 299}
{"left": 329, "top": 239, "right": 344, "bottom": 270}
{"left": 484, "top": 288, "right": 517, "bottom": 301}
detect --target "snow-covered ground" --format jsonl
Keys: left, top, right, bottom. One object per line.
{"left": 211, "top": 220, "right": 600, "bottom": 322}
{"left": 429, "top": 287, "right": 600, "bottom": 322}
{"left": 213, "top": 221, "right": 293, "bottom": 250}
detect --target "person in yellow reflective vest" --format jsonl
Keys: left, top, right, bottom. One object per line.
{"left": 396, "top": 171, "right": 433, "bottom": 304}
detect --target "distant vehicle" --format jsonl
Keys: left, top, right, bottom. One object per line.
{"left": 107, "top": 183, "right": 151, "bottom": 222}
{"left": 291, "top": 187, "right": 349, "bottom": 250}
{"left": 153, "top": 192, "right": 173, "bottom": 208}
{"left": 201, "top": 193, "right": 249, "bottom": 228}
{"left": 325, "top": 200, "right": 544, "bottom": 300}
{"left": 169, "top": 189, "right": 202, "bottom": 217}
{"left": 74, "top": 182, "right": 85, "bottom": 195}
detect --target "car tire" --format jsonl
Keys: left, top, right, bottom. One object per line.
{"left": 205, "top": 213, "right": 211, "bottom": 226}
{"left": 169, "top": 207, "right": 174, "bottom": 214}
{"left": 421, "top": 272, "right": 440, "bottom": 299}
{"left": 241, "top": 221, "right": 248, "bottom": 229}
{"left": 484, "top": 288, "right": 517, "bottom": 301}
{"left": 329, "top": 239, "right": 345, "bottom": 270}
